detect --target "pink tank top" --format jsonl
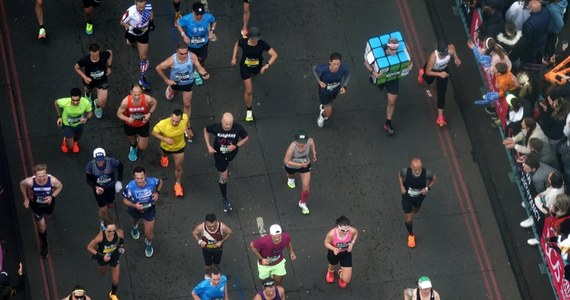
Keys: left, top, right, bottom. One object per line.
{"left": 332, "top": 227, "right": 352, "bottom": 252}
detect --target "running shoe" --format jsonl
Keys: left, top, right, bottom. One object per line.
{"left": 131, "top": 225, "right": 140, "bottom": 240}
{"left": 38, "top": 28, "right": 46, "bottom": 39}
{"left": 417, "top": 68, "right": 425, "bottom": 85}
{"left": 145, "top": 239, "right": 154, "bottom": 257}
{"left": 94, "top": 99, "right": 103, "bottom": 119}
{"left": 317, "top": 113, "right": 325, "bottom": 128}
{"left": 436, "top": 115, "right": 446, "bottom": 127}
{"left": 383, "top": 123, "right": 394, "bottom": 136}
{"left": 85, "top": 22, "right": 93, "bottom": 35}
{"left": 61, "top": 138, "right": 69, "bottom": 153}
{"left": 128, "top": 146, "right": 138, "bottom": 162}
{"left": 85, "top": 92, "right": 93, "bottom": 106}
{"left": 174, "top": 182, "right": 184, "bottom": 197}
{"left": 298, "top": 201, "right": 310, "bottom": 215}
{"left": 223, "top": 197, "right": 233, "bottom": 213}
{"left": 245, "top": 110, "right": 254, "bottom": 122}
{"left": 338, "top": 270, "right": 347, "bottom": 288}
{"left": 527, "top": 238, "right": 539, "bottom": 246}
{"left": 407, "top": 234, "right": 416, "bottom": 248}
{"left": 139, "top": 77, "right": 151, "bottom": 90}
{"left": 241, "top": 29, "right": 248, "bottom": 39}
{"left": 160, "top": 156, "right": 169, "bottom": 168}
{"left": 520, "top": 217, "right": 534, "bottom": 228}
{"left": 165, "top": 85, "right": 175, "bottom": 100}
{"left": 109, "top": 291, "right": 119, "bottom": 300}
{"left": 521, "top": 201, "right": 526, "bottom": 208}
{"left": 326, "top": 270, "right": 335, "bottom": 283}
{"left": 287, "top": 178, "right": 296, "bottom": 189}
{"left": 40, "top": 244, "right": 49, "bottom": 259}
{"left": 72, "top": 142, "right": 80, "bottom": 153}
{"left": 193, "top": 71, "right": 203, "bottom": 86}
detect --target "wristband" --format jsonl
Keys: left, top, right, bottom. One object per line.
{"left": 107, "top": 65, "right": 112, "bottom": 68}
{"left": 198, "top": 240, "right": 203, "bottom": 245}
{"left": 180, "top": 32, "right": 186, "bottom": 37}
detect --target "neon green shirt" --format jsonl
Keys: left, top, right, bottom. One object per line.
{"left": 56, "top": 97, "right": 92, "bottom": 127}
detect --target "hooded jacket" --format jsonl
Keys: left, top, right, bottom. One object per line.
{"left": 496, "top": 30, "right": 528, "bottom": 61}
{"left": 547, "top": 0, "right": 568, "bottom": 34}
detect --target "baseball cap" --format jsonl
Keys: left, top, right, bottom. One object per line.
{"left": 269, "top": 224, "right": 282, "bottom": 235}
{"left": 193, "top": 2, "right": 205, "bottom": 15}
{"left": 295, "top": 130, "right": 309, "bottom": 144}
{"left": 93, "top": 147, "right": 106, "bottom": 161}
{"left": 248, "top": 26, "right": 261, "bottom": 38}
{"left": 437, "top": 41, "right": 448, "bottom": 56}
{"left": 418, "top": 276, "right": 432, "bottom": 289}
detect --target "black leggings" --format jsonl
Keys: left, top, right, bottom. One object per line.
{"left": 422, "top": 65, "right": 449, "bottom": 110}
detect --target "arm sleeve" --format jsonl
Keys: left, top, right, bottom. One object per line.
{"left": 116, "top": 161, "right": 124, "bottom": 182}
{"left": 312, "top": 65, "right": 322, "bottom": 81}
{"left": 86, "top": 173, "right": 98, "bottom": 188}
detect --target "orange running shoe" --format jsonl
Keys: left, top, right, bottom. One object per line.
{"left": 436, "top": 115, "right": 447, "bottom": 127}
{"left": 72, "top": 141, "right": 80, "bottom": 153}
{"left": 338, "top": 270, "right": 347, "bottom": 288}
{"left": 407, "top": 234, "right": 416, "bottom": 248}
{"left": 326, "top": 270, "right": 335, "bottom": 283}
{"left": 174, "top": 182, "right": 183, "bottom": 197}
{"left": 160, "top": 156, "right": 169, "bottom": 168}
{"left": 61, "top": 138, "right": 69, "bottom": 153}
{"left": 418, "top": 68, "right": 425, "bottom": 85}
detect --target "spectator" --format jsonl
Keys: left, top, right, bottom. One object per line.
{"left": 496, "top": 21, "right": 528, "bottom": 72}
{"left": 505, "top": 94, "right": 527, "bottom": 135}
{"left": 478, "top": 5, "right": 506, "bottom": 40}
{"left": 495, "top": 62, "right": 519, "bottom": 97}
{"left": 538, "top": 94, "right": 569, "bottom": 146}
{"left": 523, "top": 153, "right": 561, "bottom": 193}
{"left": 522, "top": 0, "right": 552, "bottom": 64}
{"left": 468, "top": 37, "right": 512, "bottom": 74}
{"left": 557, "top": 139, "right": 570, "bottom": 192}
{"left": 506, "top": 0, "right": 532, "bottom": 31}
{"left": 528, "top": 138, "right": 559, "bottom": 170}
{"left": 503, "top": 117, "right": 549, "bottom": 155}
{"left": 545, "top": 0, "right": 568, "bottom": 59}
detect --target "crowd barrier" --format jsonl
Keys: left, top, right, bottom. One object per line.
{"left": 454, "top": 1, "right": 570, "bottom": 298}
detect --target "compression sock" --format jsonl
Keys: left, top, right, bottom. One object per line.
{"left": 218, "top": 183, "right": 227, "bottom": 198}
{"left": 300, "top": 191, "right": 309, "bottom": 204}
{"left": 405, "top": 222, "right": 413, "bottom": 235}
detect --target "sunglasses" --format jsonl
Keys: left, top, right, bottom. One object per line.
{"left": 263, "top": 282, "right": 276, "bottom": 288}
{"left": 338, "top": 226, "right": 349, "bottom": 233}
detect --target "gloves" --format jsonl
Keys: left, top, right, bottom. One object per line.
{"left": 149, "top": 21, "right": 155, "bottom": 31}
{"left": 115, "top": 181, "right": 123, "bottom": 193}
{"left": 133, "top": 27, "right": 143, "bottom": 35}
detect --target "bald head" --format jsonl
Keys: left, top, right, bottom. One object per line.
{"left": 410, "top": 158, "right": 423, "bottom": 175}
{"left": 221, "top": 112, "right": 234, "bottom": 131}
{"left": 528, "top": 0, "right": 541, "bottom": 12}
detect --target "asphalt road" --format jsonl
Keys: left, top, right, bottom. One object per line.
{"left": 0, "top": 0, "right": 555, "bottom": 299}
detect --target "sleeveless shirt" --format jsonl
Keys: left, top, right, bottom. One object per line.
{"left": 32, "top": 175, "right": 53, "bottom": 204}
{"left": 431, "top": 50, "right": 451, "bottom": 71}
{"left": 286, "top": 141, "right": 312, "bottom": 169}
{"left": 332, "top": 227, "right": 353, "bottom": 252}
{"left": 125, "top": 94, "right": 148, "bottom": 127}
{"left": 169, "top": 53, "right": 194, "bottom": 86}
{"left": 202, "top": 222, "right": 224, "bottom": 249}
{"left": 257, "top": 287, "right": 282, "bottom": 300}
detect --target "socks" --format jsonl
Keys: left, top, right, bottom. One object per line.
{"left": 219, "top": 183, "right": 227, "bottom": 198}
{"left": 139, "top": 60, "right": 149, "bottom": 78}
{"left": 246, "top": 106, "right": 252, "bottom": 111}
{"left": 405, "top": 222, "right": 413, "bottom": 235}
{"left": 111, "top": 284, "right": 118, "bottom": 295}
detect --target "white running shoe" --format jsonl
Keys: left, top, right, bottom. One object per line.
{"left": 527, "top": 238, "right": 539, "bottom": 246}
{"left": 298, "top": 201, "right": 310, "bottom": 215}
{"left": 520, "top": 217, "right": 534, "bottom": 228}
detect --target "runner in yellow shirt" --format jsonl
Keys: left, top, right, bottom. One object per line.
{"left": 151, "top": 109, "right": 191, "bottom": 197}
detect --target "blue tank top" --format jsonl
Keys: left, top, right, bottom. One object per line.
{"left": 32, "top": 175, "right": 53, "bottom": 204}
{"left": 169, "top": 54, "right": 194, "bottom": 86}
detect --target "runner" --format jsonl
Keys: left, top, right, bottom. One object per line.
{"left": 74, "top": 43, "right": 113, "bottom": 118}
{"left": 116, "top": 83, "right": 158, "bottom": 162}
{"left": 83, "top": 0, "right": 102, "bottom": 35}
{"left": 417, "top": 41, "right": 461, "bottom": 126}
{"left": 364, "top": 37, "right": 413, "bottom": 136}
{"left": 85, "top": 148, "right": 124, "bottom": 224}
{"left": 176, "top": 2, "right": 216, "bottom": 86}
{"left": 120, "top": 0, "right": 155, "bottom": 90}
{"left": 192, "top": 213, "right": 233, "bottom": 269}
{"left": 313, "top": 52, "right": 351, "bottom": 127}
{"left": 283, "top": 130, "right": 317, "bottom": 214}
{"left": 86, "top": 214, "right": 125, "bottom": 300}
{"left": 249, "top": 224, "right": 296, "bottom": 286}
{"left": 122, "top": 166, "right": 163, "bottom": 257}
{"left": 156, "top": 42, "right": 210, "bottom": 120}
{"left": 35, "top": 0, "right": 46, "bottom": 39}
{"left": 19, "top": 164, "right": 63, "bottom": 259}
{"left": 203, "top": 112, "right": 249, "bottom": 212}
{"left": 191, "top": 266, "right": 229, "bottom": 300}
{"left": 230, "top": 26, "right": 278, "bottom": 122}
{"left": 398, "top": 158, "right": 437, "bottom": 248}
{"left": 54, "top": 88, "right": 93, "bottom": 153}
{"left": 151, "top": 109, "right": 191, "bottom": 197}
{"left": 252, "top": 278, "right": 286, "bottom": 300}
{"left": 403, "top": 276, "right": 441, "bottom": 300}
{"left": 324, "top": 216, "right": 358, "bottom": 288}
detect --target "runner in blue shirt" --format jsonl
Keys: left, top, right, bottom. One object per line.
{"left": 191, "top": 266, "right": 229, "bottom": 300}
{"left": 122, "top": 166, "right": 162, "bottom": 257}
{"left": 313, "top": 52, "right": 350, "bottom": 128}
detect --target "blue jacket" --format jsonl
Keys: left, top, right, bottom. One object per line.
{"left": 523, "top": 7, "right": 552, "bottom": 48}
{"left": 547, "top": 0, "right": 568, "bottom": 34}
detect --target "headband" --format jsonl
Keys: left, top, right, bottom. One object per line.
{"left": 387, "top": 43, "right": 399, "bottom": 50}
{"left": 485, "top": 37, "right": 492, "bottom": 49}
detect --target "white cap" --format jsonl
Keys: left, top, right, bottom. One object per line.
{"left": 269, "top": 224, "right": 282, "bottom": 235}
{"left": 93, "top": 147, "right": 106, "bottom": 160}
{"left": 418, "top": 276, "right": 432, "bottom": 289}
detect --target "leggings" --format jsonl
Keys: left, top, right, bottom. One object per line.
{"left": 422, "top": 65, "right": 449, "bottom": 109}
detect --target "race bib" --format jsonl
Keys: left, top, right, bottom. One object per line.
{"left": 220, "top": 145, "right": 229, "bottom": 154}
{"left": 36, "top": 196, "right": 48, "bottom": 204}
{"left": 96, "top": 175, "right": 112, "bottom": 185}
{"left": 190, "top": 36, "right": 206, "bottom": 44}
{"left": 336, "top": 242, "right": 350, "bottom": 250}
{"left": 175, "top": 72, "right": 191, "bottom": 81}
{"left": 244, "top": 58, "right": 260, "bottom": 67}
{"left": 141, "top": 202, "right": 154, "bottom": 209}
{"left": 267, "top": 255, "right": 280, "bottom": 263}
{"left": 90, "top": 70, "right": 105, "bottom": 80}
{"left": 292, "top": 157, "right": 308, "bottom": 163}
{"left": 407, "top": 187, "right": 422, "bottom": 197}
{"left": 131, "top": 113, "right": 145, "bottom": 121}
{"left": 326, "top": 82, "right": 340, "bottom": 91}
{"left": 67, "top": 115, "right": 82, "bottom": 124}
{"left": 206, "top": 240, "right": 217, "bottom": 248}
